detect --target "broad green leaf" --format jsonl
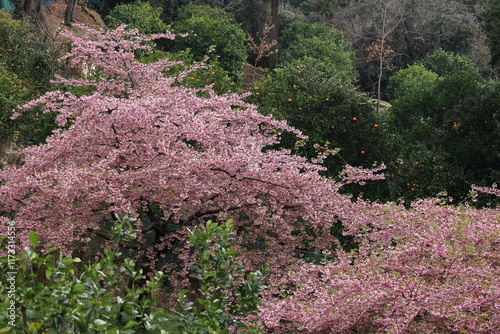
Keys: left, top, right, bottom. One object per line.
{"left": 123, "top": 320, "right": 137, "bottom": 329}
{"left": 28, "top": 231, "right": 39, "bottom": 247}
{"left": 45, "top": 268, "right": 53, "bottom": 280}
{"left": 71, "top": 283, "right": 85, "bottom": 294}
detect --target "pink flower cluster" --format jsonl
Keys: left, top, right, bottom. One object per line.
{"left": 259, "top": 198, "right": 500, "bottom": 333}
{"left": 0, "top": 25, "right": 348, "bottom": 267}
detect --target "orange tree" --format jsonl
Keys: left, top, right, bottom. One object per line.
{"left": 249, "top": 22, "right": 386, "bottom": 196}
{"left": 386, "top": 49, "right": 500, "bottom": 204}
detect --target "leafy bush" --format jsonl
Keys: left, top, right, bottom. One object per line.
{"left": 386, "top": 49, "right": 499, "bottom": 203}
{"left": 170, "top": 4, "right": 246, "bottom": 83}
{"left": 250, "top": 66, "right": 383, "bottom": 179}
{"left": 0, "top": 10, "right": 56, "bottom": 146}
{"left": 162, "top": 50, "right": 239, "bottom": 95}
{"left": 250, "top": 23, "right": 385, "bottom": 187}
{"left": 176, "top": 220, "right": 267, "bottom": 333}
{"left": 105, "top": 1, "right": 169, "bottom": 35}
{"left": 279, "top": 21, "right": 357, "bottom": 84}
{"left": 0, "top": 66, "right": 27, "bottom": 136}
{"left": 417, "top": 48, "right": 478, "bottom": 78}
{"left": 0, "top": 10, "right": 50, "bottom": 91}
{"left": 0, "top": 215, "right": 168, "bottom": 333}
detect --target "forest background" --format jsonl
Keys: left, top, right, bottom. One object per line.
{"left": 0, "top": 0, "right": 499, "bottom": 333}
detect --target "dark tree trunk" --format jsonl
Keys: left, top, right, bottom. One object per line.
{"left": 64, "top": 0, "right": 78, "bottom": 26}
{"left": 23, "top": 0, "right": 32, "bottom": 14}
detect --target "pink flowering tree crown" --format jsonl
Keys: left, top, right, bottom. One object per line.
{"left": 0, "top": 24, "right": 380, "bottom": 282}
{"left": 1, "top": 25, "right": 498, "bottom": 333}
{"left": 259, "top": 194, "right": 500, "bottom": 333}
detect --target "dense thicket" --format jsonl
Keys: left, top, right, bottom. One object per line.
{"left": 249, "top": 21, "right": 385, "bottom": 185}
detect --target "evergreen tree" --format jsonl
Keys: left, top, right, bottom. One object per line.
{"left": 485, "top": 0, "right": 500, "bottom": 67}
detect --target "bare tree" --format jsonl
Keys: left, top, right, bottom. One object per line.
{"left": 247, "top": 24, "right": 278, "bottom": 67}
{"left": 366, "top": 0, "right": 402, "bottom": 112}
{"left": 333, "top": 0, "right": 486, "bottom": 89}
{"left": 269, "top": 0, "right": 279, "bottom": 69}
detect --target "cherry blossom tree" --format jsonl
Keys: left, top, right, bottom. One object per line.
{"left": 1, "top": 25, "right": 497, "bottom": 332}
{"left": 259, "top": 193, "right": 500, "bottom": 333}
{"left": 0, "top": 24, "right": 381, "bottom": 281}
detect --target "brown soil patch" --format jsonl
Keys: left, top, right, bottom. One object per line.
{"left": 242, "top": 63, "right": 267, "bottom": 89}
{"left": 45, "top": 3, "right": 105, "bottom": 29}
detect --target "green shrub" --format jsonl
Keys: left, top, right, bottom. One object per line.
{"left": 164, "top": 50, "right": 239, "bottom": 95}
{"left": 105, "top": 1, "right": 169, "bottom": 35}
{"left": 0, "top": 10, "right": 57, "bottom": 146}
{"left": 0, "top": 10, "right": 51, "bottom": 91}
{"left": 176, "top": 220, "right": 267, "bottom": 334}
{"left": 385, "top": 49, "right": 499, "bottom": 203}
{"left": 279, "top": 21, "right": 357, "bottom": 83}
{"left": 0, "top": 215, "right": 169, "bottom": 333}
{"left": 417, "top": 48, "right": 478, "bottom": 78}
{"left": 250, "top": 23, "right": 384, "bottom": 184}
{"left": 0, "top": 66, "right": 26, "bottom": 136}
{"left": 170, "top": 4, "right": 246, "bottom": 83}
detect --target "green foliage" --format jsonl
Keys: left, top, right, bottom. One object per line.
{"left": 176, "top": 220, "right": 267, "bottom": 334}
{"left": 417, "top": 48, "right": 478, "bottom": 79}
{"left": 170, "top": 4, "right": 247, "bottom": 83}
{"left": 278, "top": 21, "right": 357, "bottom": 86}
{"left": 0, "top": 215, "right": 169, "bottom": 333}
{"left": 279, "top": 21, "right": 356, "bottom": 83}
{"left": 388, "top": 64, "right": 439, "bottom": 103}
{"left": 251, "top": 66, "right": 383, "bottom": 173}
{"left": 385, "top": 49, "right": 499, "bottom": 203}
{"left": 250, "top": 23, "right": 384, "bottom": 184}
{"left": 164, "top": 50, "right": 239, "bottom": 95}
{"left": 0, "top": 65, "right": 27, "bottom": 136}
{"left": 0, "top": 65, "right": 55, "bottom": 147}
{"left": 484, "top": 0, "right": 500, "bottom": 67}
{"left": 105, "top": 1, "right": 169, "bottom": 35}
{"left": 0, "top": 10, "right": 56, "bottom": 145}
{"left": 0, "top": 10, "right": 50, "bottom": 91}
